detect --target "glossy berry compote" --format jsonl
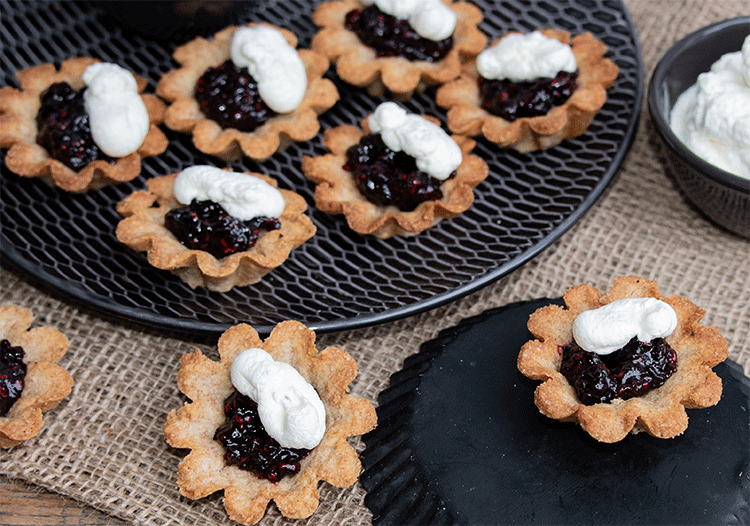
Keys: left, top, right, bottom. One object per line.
{"left": 36, "top": 82, "right": 113, "bottom": 170}
{"left": 164, "top": 199, "right": 281, "bottom": 259}
{"left": 560, "top": 336, "right": 678, "bottom": 405}
{"left": 195, "top": 60, "right": 276, "bottom": 132}
{"left": 559, "top": 344, "right": 616, "bottom": 405}
{"left": 479, "top": 70, "right": 578, "bottom": 121}
{"left": 344, "top": 133, "right": 448, "bottom": 211}
{"left": 0, "top": 339, "right": 26, "bottom": 416}
{"left": 214, "top": 391, "right": 310, "bottom": 483}
{"left": 344, "top": 5, "right": 453, "bottom": 62}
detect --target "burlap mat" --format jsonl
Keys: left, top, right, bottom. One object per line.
{"left": 1, "top": 0, "right": 748, "bottom": 524}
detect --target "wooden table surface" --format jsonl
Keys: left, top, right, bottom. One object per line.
{"left": 0, "top": 477, "right": 127, "bottom": 526}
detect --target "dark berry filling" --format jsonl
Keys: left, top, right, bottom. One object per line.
{"left": 36, "top": 82, "right": 114, "bottom": 170}
{"left": 214, "top": 390, "right": 310, "bottom": 483}
{"left": 344, "top": 5, "right": 453, "bottom": 62}
{"left": 195, "top": 60, "right": 276, "bottom": 132}
{"left": 0, "top": 339, "right": 27, "bottom": 417}
{"left": 559, "top": 344, "right": 617, "bottom": 405}
{"left": 560, "top": 336, "right": 678, "bottom": 405}
{"left": 164, "top": 199, "right": 281, "bottom": 259}
{"left": 344, "top": 133, "right": 449, "bottom": 212}
{"left": 478, "top": 70, "right": 578, "bottom": 121}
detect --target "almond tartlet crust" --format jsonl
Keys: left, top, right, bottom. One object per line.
{"left": 517, "top": 276, "right": 729, "bottom": 443}
{"left": 156, "top": 23, "right": 339, "bottom": 162}
{"left": 115, "top": 171, "right": 316, "bottom": 292}
{"left": 164, "top": 320, "right": 377, "bottom": 524}
{"left": 436, "top": 29, "right": 619, "bottom": 152}
{"left": 311, "top": 0, "right": 487, "bottom": 100}
{"left": 301, "top": 114, "right": 489, "bottom": 238}
{"left": 0, "top": 57, "right": 168, "bottom": 193}
{"left": 0, "top": 305, "right": 74, "bottom": 449}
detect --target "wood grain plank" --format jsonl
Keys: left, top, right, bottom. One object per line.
{"left": 0, "top": 477, "right": 128, "bottom": 526}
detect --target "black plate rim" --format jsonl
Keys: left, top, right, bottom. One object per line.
{"left": 0, "top": 0, "right": 644, "bottom": 337}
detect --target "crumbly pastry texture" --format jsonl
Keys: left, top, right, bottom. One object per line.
{"left": 311, "top": 0, "right": 487, "bottom": 99}
{"left": 517, "top": 276, "right": 729, "bottom": 443}
{"left": 436, "top": 29, "right": 619, "bottom": 152}
{"left": 0, "top": 305, "right": 74, "bottom": 448}
{"left": 156, "top": 23, "right": 339, "bottom": 161}
{"left": 0, "top": 57, "right": 168, "bottom": 193}
{"left": 301, "top": 115, "right": 489, "bottom": 238}
{"left": 164, "top": 321, "right": 377, "bottom": 524}
{"left": 115, "top": 171, "right": 316, "bottom": 292}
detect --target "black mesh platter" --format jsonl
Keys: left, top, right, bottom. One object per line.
{"left": 0, "top": 0, "right": 643, "bottom": 336}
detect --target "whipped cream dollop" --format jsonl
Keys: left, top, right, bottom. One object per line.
{"left": 173, "top": 166, "right": 285, "bottom": 221}
{"left": 361, "top": 0, "right": 456, "bottom": 41}
{"left": 572, "top": 298, "right": 678, "bottom": 355}
{"left": 476, "top": 31, "right": 577, "bottom": 83}
{"left": 367, "top": 101, "right": 462, "bottom": 180}
{"left": 82, "top": 62, "right": 150, "bottom": 158}
{"left": 231, "top": 347, "right": 326, "bottom": 450}
{"left": 230, "top": 25, "right": 307, "bottom": 114}
{"left": 669, "top": 35, "right": 750, "bottom": 179}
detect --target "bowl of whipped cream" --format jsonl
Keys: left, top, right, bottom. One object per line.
{"left": 648, "top": 17, "right": 750, "bottom": 238}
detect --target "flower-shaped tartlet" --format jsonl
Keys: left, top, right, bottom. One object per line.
{"left": 436, "top": 29, "right": 619, "bottom": 152}
{"left": 301, "top": 102, "right": 489, "bottom": 238}
{"left": 311, "top": 0, "right": 486, "bottom": 99}
{"left": 0, "top": 305, "right": 74, "bottom": 448}
{"left": 156, "top": 23, "right": 339, "bottom": 162}
{"left": 0, "top": 57, "right": 168, "bottom": 192}
{"left": 115, "top": 167, "right": 316, "bottom": 292}
{"left": 164, "top": 320, "right": 377, "bottom": 524}
{"left": 517, "top": 276, "right": 729, "bottom": 443}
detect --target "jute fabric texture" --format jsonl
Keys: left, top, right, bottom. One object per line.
{"left": 1, "top": 0, "right": 748, "bottom": 525}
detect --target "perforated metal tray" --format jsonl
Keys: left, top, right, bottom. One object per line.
{"left": 0, "top": 0, "right": 643, "bottom": 336}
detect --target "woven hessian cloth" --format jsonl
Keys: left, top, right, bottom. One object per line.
{"left": 1, "top": 1, "right": 748, "bottom": 524}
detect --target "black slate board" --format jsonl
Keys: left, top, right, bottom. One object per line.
{"left": 361, "top": 298, "right": 750, "bottom": 525}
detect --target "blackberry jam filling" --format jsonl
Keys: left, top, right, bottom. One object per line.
{"left": 560, "top": 336, "right": 678, "bottom": 405}
{"left": 344, "top": 133, "right": 449, "bottom": 212}
{"left": 36, "top": 82, "right": 114, "bottom": 170}
{"left": 195, "top": 60, "right": 277, "bottom": 132}
{"left": 214, "top": 391, "right": 310, "bottom": 483}
{"left": 344, "top": 5, "right": 453, "bottom": 62}
{"left": 0, "top": 339, "right": 27, "bottom": 416}
{"left": 479, "top": 70, "right": 578, "bottom": 121}
{"left": 164, "top": 199, "right": 281, "bottom": 259}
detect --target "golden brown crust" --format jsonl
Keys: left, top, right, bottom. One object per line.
{"left": 301, "top": 114, "right": 489, "bottom": 238}
{"left": 163, "top": 320, "right": 377, "bottom": 524}
{"left": 435, "top": 29, "right": 619, "bottom": 152}
{"left": 0, "top": 57, "right": 168, "bottom": 192}
{"left": 0, "top": 305, "right": 74, "bottom": 448}
{"left": 311, "top": 0, "right": 486, "bottom": 99}
{"left": 115, "top": 171, "right": 316, "bottom": 292}
{"left": 156, "top": 23, "right": 339, "bottom": 161}
{"left": 517, "top": 276, "right": 729, "bottom": 443}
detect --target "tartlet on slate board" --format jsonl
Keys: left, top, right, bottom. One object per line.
{"left": 361, "top": 298, "right": 750, "bottom": 525}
